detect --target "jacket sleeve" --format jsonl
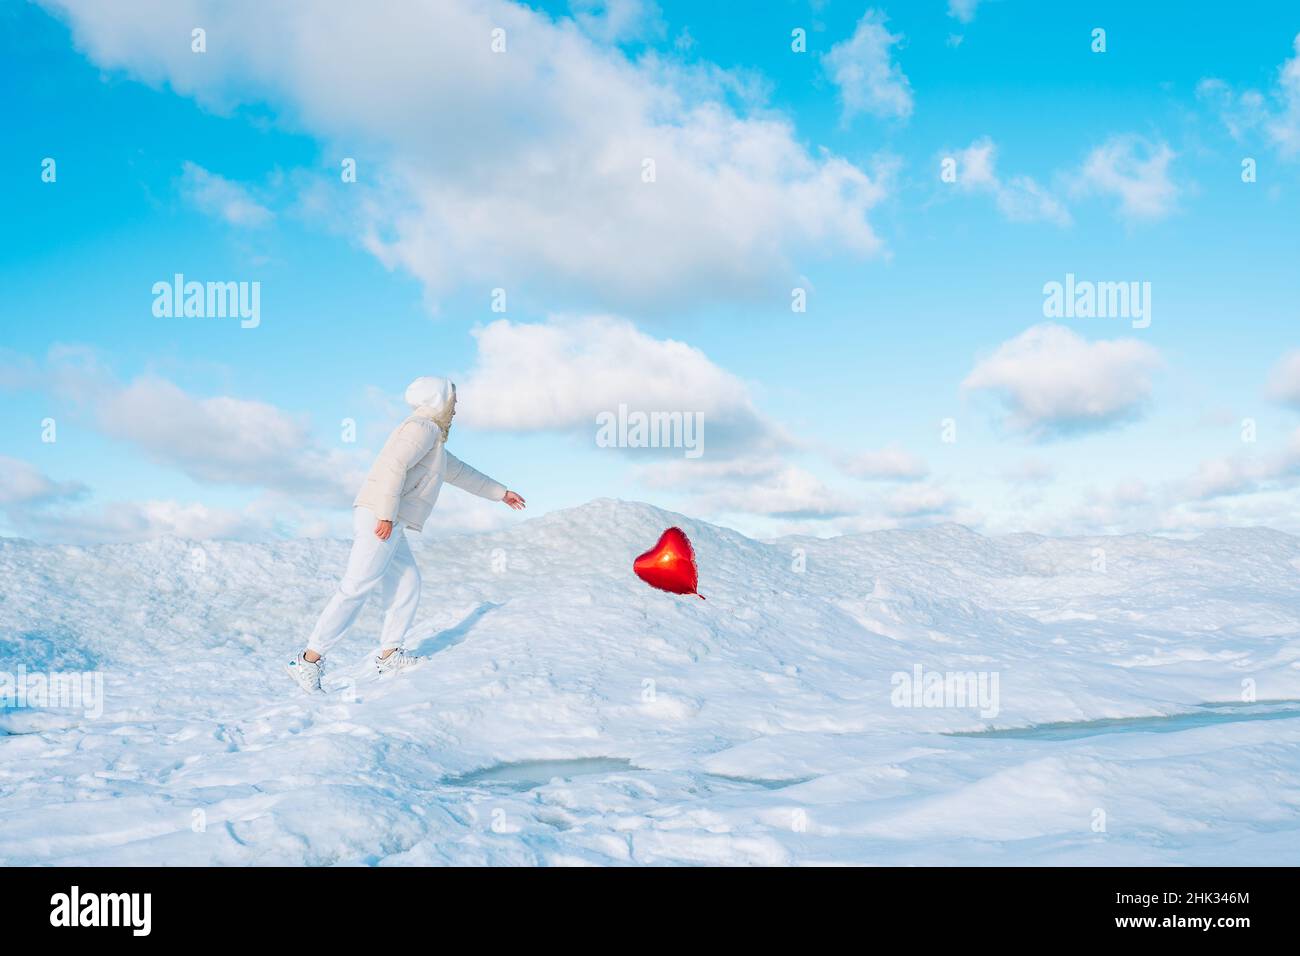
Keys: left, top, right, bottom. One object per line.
{"left": 444, "top": 450, "right": 507, "bottom": 501}
{"left": 371, "top": 422, "right": 441, "bottom": 521}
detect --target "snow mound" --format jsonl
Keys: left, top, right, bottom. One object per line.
{"left": 1, "top": 498, "right": 1298, "bottom": 864}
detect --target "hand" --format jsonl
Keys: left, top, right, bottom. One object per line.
{"left": 375, "top": 519, "right": 394, "bottom": 540}
{"left": 503, "top": 490, "right": 526, "bottom": 510}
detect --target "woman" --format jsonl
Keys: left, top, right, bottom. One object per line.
{"left": 286, "top": 376, "right": 525, "bottom": 693}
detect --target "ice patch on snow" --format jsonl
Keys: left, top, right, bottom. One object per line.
{"left": 947, "top": 699, "right": 1300, "bottom": 740}
{"left": 447, "top": 758, "right": 637, "bottom": 790}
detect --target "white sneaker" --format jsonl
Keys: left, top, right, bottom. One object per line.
{"left": 286, "top": 652, "right": 324, "bottom": 694}
{"left": 375, "top": 647, "right": 421, "bottom": 676}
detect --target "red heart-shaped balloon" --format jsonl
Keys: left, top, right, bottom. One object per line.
{"left": 633, "top": 527, "right": 704, "bottom": 599}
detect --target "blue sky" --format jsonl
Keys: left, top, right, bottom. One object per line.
{"left": 2, "top": 0, "right": 1300, "bottom": 542}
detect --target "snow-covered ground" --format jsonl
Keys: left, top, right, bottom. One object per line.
{"left": 2, "top": 498, "right": 1298, "bottom": 865}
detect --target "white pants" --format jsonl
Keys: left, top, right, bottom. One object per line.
{"left": 306, "top": 507, "right": 421, "bottom": 657}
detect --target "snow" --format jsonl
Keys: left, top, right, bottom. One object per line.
{"left": 2, "top": 498, "right": 1299, "bottom": 865}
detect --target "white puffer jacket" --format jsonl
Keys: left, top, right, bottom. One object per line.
{"left": 353, "top": 377, "right": 506, "bottom": 532}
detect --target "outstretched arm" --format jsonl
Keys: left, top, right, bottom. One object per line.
{"left": 445, "top": 451, "right": 526, "bottom": 509}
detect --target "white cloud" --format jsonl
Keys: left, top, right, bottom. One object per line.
{"left": 0, "top": 342, "right": 114, "bottom": 406}
{"left": 1073, "top": 135, "right": 1179, "bottom": 222}
{"left": 570, "top": 0, "right": 664, "bottom": 44}
{"left": 10, "top": 499, "right": 275, "bottom": 543}
{"left": 0, "top": 457, "right": 277, "bottom": 542}
{"left": 1068, "top": 479, "right": 1154, "bottom": 531}
{"left": 1168, "top": 489, "right": 1300, "bottom": 534}
{"left": 732, "top": 465, "right": 856, "bottom": 519}
{"left": 1181, "top": 428, "right": 1300, "bottom": 501}
{"left": 41, "top": 0, "right": 889, "bottom": 311}
{"left": 947, "top": 0, "right": 982, "bottom": 24}
{"left": 1029, "top": 429, "right": 1300, "bottom": 534}
{"left": 1266, "top": 349, "right": 1300, "bottom": 407}
{"left": 0, "top": 349, "right": 40, "bottom": 391}
{"left": 457, "top": 315, "right": 783, "bottom": 452}
{"left": 1196, "top": 78, "right": 1268, "bottom": 142}
{"left": 962, "top": 323, "right": 1162, "bottom": 438}
{"left": 1002, "top": 457, "right": 1054, "bottom": 485}
{"left": 0, "top": 457, "right": 87, "bottom": 507}
{"left": 840, "top": 444, "right": 928, "bottom": 480}
{"left": 823, "top": 9, "right": 913, "bottom": 122}
{"left": 950, "top": 137, "right": 1070, "bottom": 225}
{"left": 2, "top": 348, "right": 366, "bottom": 505}
{"left": 1184, "top": 455, "right": 1268, "bottom": 500}
{"left": 436, "top": 313, "right": 849, "bottom": 525}
{"left": 179, "top": 161, "right": 273, "bottom": 227}
{"left": 1198, "top": 34, "right": 1300, "bottom": 158}
{"left": 1108, "top": 479, "right": 1151, "bottom": 507}
{"left": 1271, "top": 34, "right": 1300, "bottom": 155}
{"left": 884, "top": 483, "right": 954, "bottom": 518}
{"left": 642, "top": 456, "right": 856, "bottom": 520}
{"left": 96, "top": 377, "right": 362, "bottom": 499}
